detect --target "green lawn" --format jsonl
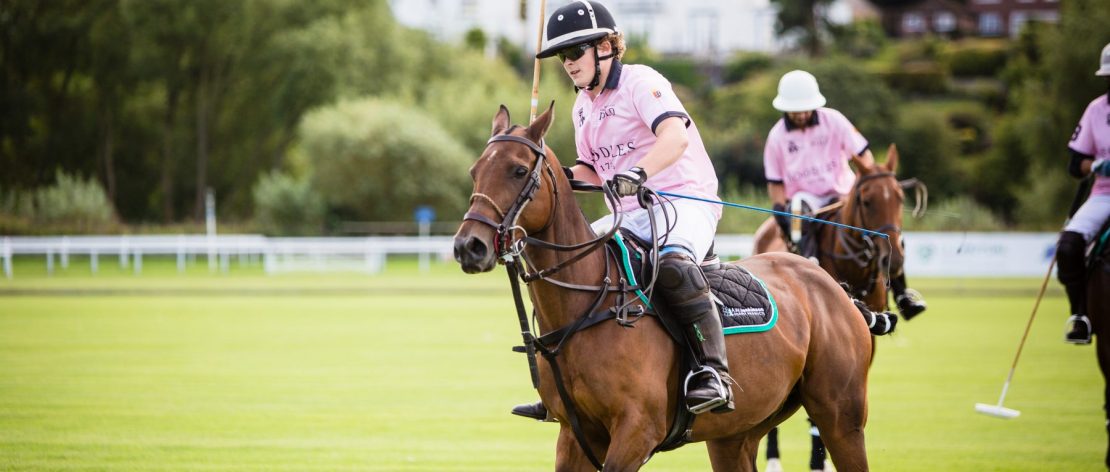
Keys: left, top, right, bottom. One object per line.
{"left": 0, "top": 258, "right": 1104, "bottom": 471}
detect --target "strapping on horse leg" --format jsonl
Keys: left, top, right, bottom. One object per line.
{"left": 853, "top": 298, "right": 897, "bottom": 335}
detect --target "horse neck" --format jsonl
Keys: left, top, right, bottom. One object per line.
{"left": 823, "top": 179, "right": 874, "bottom": 283}
{"left": 522, "top": 182, "right": 615, "bottom": 333}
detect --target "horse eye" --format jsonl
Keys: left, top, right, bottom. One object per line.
{"left": 862, "top": 199, "right": 871, "bottom": 208}
{"left": 513, "top": 166, "right": 528, "bottom": 178}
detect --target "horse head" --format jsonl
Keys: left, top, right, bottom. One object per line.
{"left": 848, "top": 143, "right": 906, "bottom": 273}
{"left": 453, "top": 104, "right": 561, "bottom": 274}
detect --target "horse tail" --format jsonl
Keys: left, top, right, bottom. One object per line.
{"left": 852, "top": 298, "right": 898, "bottom": 336}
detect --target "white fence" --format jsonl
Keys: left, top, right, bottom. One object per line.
{"left": 0, "top": 235, "right": 454, "bottom": 277}
{"left": 0, "top": 232, "right": 1060, "bottom": 278}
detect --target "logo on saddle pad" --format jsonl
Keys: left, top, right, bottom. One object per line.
{"left": 721, "top": 306, "right": 767, "bottom": 318}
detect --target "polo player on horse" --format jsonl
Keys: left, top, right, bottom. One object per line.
{"left": 762, "top": 70, "right": 928, "bottom": 320}
{"left": 511, "top": 0, "right": 734, "bottom": 421}
{"left": 1057, "top": 41, "right": 1110, "bottom": 345}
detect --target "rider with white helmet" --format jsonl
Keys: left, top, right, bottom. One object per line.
{"left": 762, "top": 70, "right": 928, "bottom": 319}
{"left": 1057, "top": 41, "right": 1110, "bottom": 344}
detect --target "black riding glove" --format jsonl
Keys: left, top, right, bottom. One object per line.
{"left": 773, "top": 203, "right": 792, "bottom": 239}
{"left": 611, "top": 166, "right": 647, "bottom": 197}
{"left": 562, "top": 165, "right": 575, "bottom": 180}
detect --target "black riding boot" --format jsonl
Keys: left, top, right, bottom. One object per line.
{"left": 798, "top": 220, "right": 819, "bottom": 261}
{"left": 511, "top": 401, "right": 550, "bottom": 421}
{"left": 1058, "top": 231, "right": 1092, "bottom": 344}
{"left": 657, "top": 251, "right": 734, "bottom": 414}
{"left": 891, "top": 272, "right": 926, "bottom": 320}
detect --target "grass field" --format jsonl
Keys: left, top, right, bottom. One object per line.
{"left": 0, "top": 257, "right": 1105, "bottom": 471}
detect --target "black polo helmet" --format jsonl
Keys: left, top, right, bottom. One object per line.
{"left": 536, "top": 1, "right": 618, "bottom": 59}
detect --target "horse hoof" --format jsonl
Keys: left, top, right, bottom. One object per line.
{"left": 811, "top": 459, "right": 835, "bottom": 472}
{"left": 897, "top": 289, "right": 927, "bottom": 320}
{"left": 766, "top": 458, "right": 784, "bottom": 472}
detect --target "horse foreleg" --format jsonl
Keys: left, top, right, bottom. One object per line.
{"left": 706, "top": 434, "right": 760, "bottom": 472}
{"left": 555, "top": 425, "right": 605, "bottom": 472}
{"left": 599, "top": 413, "right": 665, "bottom": 472}
{"left": 1096, "top": 331, "right": 1110, "bottom": 469}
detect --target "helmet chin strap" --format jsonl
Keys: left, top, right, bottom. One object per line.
{"left": 584, "top": 46, "right": 616, "bottom": 91}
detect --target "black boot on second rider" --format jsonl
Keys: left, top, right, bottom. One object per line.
{"left": 1058, "top": 230, "right": 1092, "bottom": 345}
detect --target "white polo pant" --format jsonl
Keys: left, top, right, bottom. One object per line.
{"left": 591, "top": 199, "right": 719, "bottom": 261}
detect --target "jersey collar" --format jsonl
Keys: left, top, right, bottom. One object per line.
{"left": 783, "top": 110, "right": 821, "bottom": 131}
{"left": 603, "top": 60, "right": 623, "bottom": 91}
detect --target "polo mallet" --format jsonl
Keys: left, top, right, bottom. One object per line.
{"left": 516, "top": 0, "right": 547, "bottom": 390}
{"left": 529, "top": 0, "right": 547, "bottom": 124}
{"left": 974, "top": 254, "right": 1054, "bottom": 419}
{"left": 976, "top": 176, "right": 1094, "bottom": 419}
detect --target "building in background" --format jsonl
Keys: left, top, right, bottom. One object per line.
{"left": 876, "top": 0, "right": 1059, "bottom": 38}
{"left": 966, "top": 0, "right": 1058, "bottom": 37}
{"left": 388, "top": 0, "right": 781, "bottom": 58}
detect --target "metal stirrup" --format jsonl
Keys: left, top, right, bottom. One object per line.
{"left": 683, "top": 366, "right": 729, "bottom": 414}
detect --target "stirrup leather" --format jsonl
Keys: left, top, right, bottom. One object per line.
{"left": 683, "top": 366, "right": 730, "bottom": 414}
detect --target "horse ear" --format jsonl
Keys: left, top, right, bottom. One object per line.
{"left": 526, "top": 101, "right": 555, "bottom": 144}
{"left": 850, "top": 153, "right": 870, "bottom": 176}
{"left": 491, "top": 105, "right": 511, "bottom": 137}
{"left": 885, "top": 143, "right": 899, "bottom": 174}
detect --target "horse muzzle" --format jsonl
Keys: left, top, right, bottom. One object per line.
{"left": 453, "top": 233, "right": 497, "bottom": 274}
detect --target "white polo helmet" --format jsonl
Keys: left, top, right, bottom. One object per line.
{"left": 1097, "top": 42, "right": 1110, "bottom": 77}
{"left": 773, "top": 70, "right": 826, "bottom": 113}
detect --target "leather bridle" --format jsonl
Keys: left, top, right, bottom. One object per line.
{"left": 830, "top": 171, "right": 900, "bottom": 298}
{"left": 462, "top": 132, "right": 622, "bottom": 284}
{"left": 463, "top": 133, "right": 558, "bottom": 260}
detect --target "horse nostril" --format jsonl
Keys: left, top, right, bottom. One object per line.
{"left": 467, "top": 237, "right": 488, "bottom": 260}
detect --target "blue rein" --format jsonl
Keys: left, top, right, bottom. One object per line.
{"left": 655, "top": 190, "right": 890, "bottom": 240}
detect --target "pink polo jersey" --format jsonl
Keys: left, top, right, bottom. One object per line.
{"left": 1069, "top": 94, "right": 1110, "bottom": 196}
{"left": 572, "top": 62, "right": 720, "bottom": 216}
{"left": 763, "top": 107, "right": 869, "bottom": 199}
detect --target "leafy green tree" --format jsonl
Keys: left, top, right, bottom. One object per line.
{"left": 252, "top": 171, "right": 325, "bottom": 236}
{"left": 769, "top": 0, "right": 833, "bottom": 56}
{"left": 828, "top": 20, "right": 887, "bottom": 59}
{"left": 464, "top": 27, "right": 487, "bottom": 51}
{"left": 894, "top": 105, "right": 962, "bottom": 198}
{"left": 989, "top": 0, "right": 1110, "bottom": 224}
{"left": 299, "top": 98, "right": 472, "bottom": 222}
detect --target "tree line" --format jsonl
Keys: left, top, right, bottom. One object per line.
{"left": 1, "top": 0, "right": 1108, "bottom": 234}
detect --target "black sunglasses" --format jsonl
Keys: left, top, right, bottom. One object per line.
{"left": 556, "top": 42, "right": 594, "bottom": 62}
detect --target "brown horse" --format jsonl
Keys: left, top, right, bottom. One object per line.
{"left": 752, "top": 145, "right": 909, "bottom": 312}
{"left": 453, "top": 104, "right": 875, "bottom": 471}
{"left": 753, "top": 146, "right": 909, "bottom": 470}
{"left": 1087, "top": 231, "right": 1110, "bottom": 468}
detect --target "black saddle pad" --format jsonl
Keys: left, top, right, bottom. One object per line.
{"left": 607, "top": 231, "right": 777, "bottom": 334}
{"left": 704, "top": 263, "right": 778, "bottom": 335}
